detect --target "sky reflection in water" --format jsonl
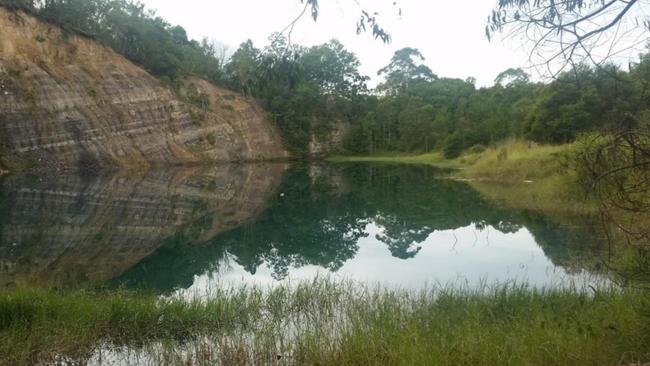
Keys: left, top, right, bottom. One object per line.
{"left": 182, "top": 221, "right": 603, "bottom": 296}
{"left": 0, "top": 163, "right": 607, "bottom": 292}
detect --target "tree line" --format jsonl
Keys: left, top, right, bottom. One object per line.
{"left": 2, "top": 0, "right": 649, "bottom": 158}
{"left": 346, "top": 50, "right": 650, "bottom": 157}
{"left": 224, "top": 37, "right": 649, "bottom": 158}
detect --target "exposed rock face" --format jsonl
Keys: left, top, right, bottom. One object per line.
{"left": 308, "top": 121, "right": 349, "bottom": 158}
{"left": 0, "top": 8, "right": 287, "bottom": 172}
{"left": 0, "top": 163, "right": 287, "bottom": 287}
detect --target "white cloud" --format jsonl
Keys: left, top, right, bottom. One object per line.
{"left": 140, "top": 0, "right": 532, "bottom": 87}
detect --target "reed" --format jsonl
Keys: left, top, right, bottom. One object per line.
{"left": 0, "top": 279, "right": 648, "bottom": 365}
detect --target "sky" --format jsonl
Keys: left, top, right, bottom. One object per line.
{"left": 136, "top": 0, "right": 535, "bottom": 87}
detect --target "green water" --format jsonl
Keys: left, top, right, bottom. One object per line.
{"left": 0, "top": 163, "right": 606, "bottom": 292}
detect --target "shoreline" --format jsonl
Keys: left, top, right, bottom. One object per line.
{"left": 1, "top": 281, "right": 648, "bottom": 365}
{"left": 328, "top": 141, "right": 599, "bottom": 216}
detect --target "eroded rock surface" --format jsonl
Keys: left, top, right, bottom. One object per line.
{"left": 0, "top": 8, "right": 287, "bottom": 172}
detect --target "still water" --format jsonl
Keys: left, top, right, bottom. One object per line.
{"left": 0, "top": 163, "right": 606, "bottom": 292}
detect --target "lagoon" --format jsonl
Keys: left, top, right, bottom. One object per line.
{"left": 0, "top": 163, "right": 607, "bottom": 292}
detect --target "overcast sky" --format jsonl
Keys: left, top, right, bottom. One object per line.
{"left": 138, "top": 0, "right": 533, "bottom": 87}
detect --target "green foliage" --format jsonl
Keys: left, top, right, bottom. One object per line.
{"left": 523, "top": 64, "right": 640, "bottom": 143}
{"left": 0, "top": 282, "right": 648, "bottom": 365}
{"left": 3, "top": 0, "right": 648, "bottom": 159}
{"left": 185, "top": 84, "right": 210, "bottom": 110}
{"left": 494, "top": 67, "right": 529, "bottom": 86}
{"left": 223, "top": 35, "right": 369, "bottom": 155}
{"left": 224, "top": 39, "right": 259, "bottom": 96}
{"left": 345, "top": 53, "right": 650, "bottom": 157}
{"left": 443, "top": 131, "right": 464, "bottom": 158}
{"left": 1, "top": 0, "right": 226, "bottom": 84}
{"left": 377, "top": 47, "right": 437, "bottom": 94}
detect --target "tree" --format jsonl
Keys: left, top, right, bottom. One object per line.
{"left": 300, "top": 40, "right": 369, "bottom": 97}
{"left": 397, "top": 97, "right": 435, "bottom": 151}
{"left": 225, "top": 40, "right": 261, "bottom": 95}
{"left": 487, "top": 0, "right": 650, "bottom": 250}
{"left": 223, "top": 34, "right": 370, "bottom": 155}
{"left": 495, "top": 68, "right": 530, "bottom": 87}
{"left": 377, "top": 48, "right": 437, "bottom": 94}
{"left": 168, "top": 25, "right": 188, "bottom": 44}
{"left": 487, "top": 0, "right": 649, "bottom": 76}
{"left": 284, "top": 0, "right": 394, "bottom": 44}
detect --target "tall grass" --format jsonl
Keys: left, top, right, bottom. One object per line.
{"left": 460, "top": 140, "right": 570, "bottom": 181}
{"left": 0, "top": 279, "right": 648, "bottom": 365}
{"left": 460, "top": 140, "right": 599, "bottom": 214}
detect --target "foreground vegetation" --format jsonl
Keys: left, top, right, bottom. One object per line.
{"left": 0, "top": 280, "right": 648, "bottom": 365}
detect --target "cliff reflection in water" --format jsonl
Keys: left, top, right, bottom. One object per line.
{"left": 0, "top": 164, "right": 286, "bottom": 287}
{"left": 115, "top": 164, "right": 607, "bottom": 292}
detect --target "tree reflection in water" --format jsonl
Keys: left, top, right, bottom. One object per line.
{"left": 116, "top": 163, "right": 605, "bottom": 292}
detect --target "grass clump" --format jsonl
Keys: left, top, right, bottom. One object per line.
{"left": 0, "top": 280, "right": 648, "bottom": 365}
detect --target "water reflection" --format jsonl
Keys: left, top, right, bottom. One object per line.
{"left": 0, "top": 163, "right": 606, "bottom": 291}
{"left": 184, "top": 224, "right": 590, "bottom": 292}
{"left": 114, "top": 164, "right": 606, "bottom": 292}
{"left": 0, "top": 164, "right": 286, "bottom": 287}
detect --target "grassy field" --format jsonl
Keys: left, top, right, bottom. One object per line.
{"left": 0, "top": 280, "right": 648, "bottom": 365}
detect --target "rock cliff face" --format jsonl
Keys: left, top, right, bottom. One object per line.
{"left": 0, "top": 164, "right": 287, "bottom": 287}
{"left": 308, "top": 121, "right": 350, "bottom": 158}
{"left": 0, "top": 8, "right": 287, "bottom": 172}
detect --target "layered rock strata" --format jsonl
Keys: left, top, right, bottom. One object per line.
{"left": 0, "top": 163, "right": 287, "bottom": 287}
{"left": 0, "top": 7, "right": 287, "bottom": 172}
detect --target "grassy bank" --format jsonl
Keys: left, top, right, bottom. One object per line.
{"left": 0, "top": 280, "right": 648, "bottom": 365}
{"left": 330, "top": 140, "right": 597, "bottom": 215}
{"left": 328, "top": 151, "right": 463, "bottom": 168}
{"left": 329, "top": 140, "right": 574, "bottom": 181}
{"left": 459, "top": 141, "right": 598, "bottom": 214}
